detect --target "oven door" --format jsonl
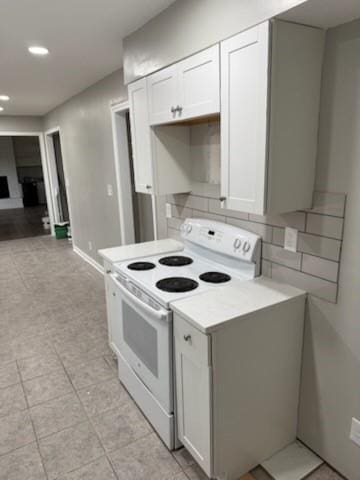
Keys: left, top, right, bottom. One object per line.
{"left": 109, "top": 273, "right": 173, "bottom": 413}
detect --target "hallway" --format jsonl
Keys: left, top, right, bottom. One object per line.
{"left": 0, "top": 206, "right": 49, "bottom": 241}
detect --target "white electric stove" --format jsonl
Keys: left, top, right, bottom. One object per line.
{"left": 108, "top": 218, "right": 261, "bottom": 449}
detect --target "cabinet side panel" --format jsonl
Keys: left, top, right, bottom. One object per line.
{"left": 267, "top": 21, "right": 325, "bottom": 214}
{"left": 152, "top": 125, "right": 192, "bottom": 195}
{"left": 128, "top": 79, "right": 154, "bottom": 193}
{"left": 212, "top": 298, "right": 305, "bottom": 480}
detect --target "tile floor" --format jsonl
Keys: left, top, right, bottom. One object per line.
{"left": 0, "top": 206, "right": 49, "bottom": 241}
{"left": 0, "top": 235, "right": 345, "bottom": 479}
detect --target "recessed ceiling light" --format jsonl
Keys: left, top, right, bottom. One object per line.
{"left": 0, "top": 95, "right": 10, "bottom": 101}
{"left": 0, "top": 107, "right": 4, "bottom": 112}
{"left": 28, "top": 46, "right": 49, "bottom": 56}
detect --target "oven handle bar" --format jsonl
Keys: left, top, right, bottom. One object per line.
{"left": 110, "top": 273, "right": 170, "bottom": 323}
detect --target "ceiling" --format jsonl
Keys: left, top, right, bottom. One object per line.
{"left": 279, "top": 0, "right": 360, "bottom": 28}
{"left": 0, "top": 0, "right": 175, "bottom": 116}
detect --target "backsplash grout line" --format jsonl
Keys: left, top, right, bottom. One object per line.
{"left": 166, "top": 190, "right": 346, "bottom": 303}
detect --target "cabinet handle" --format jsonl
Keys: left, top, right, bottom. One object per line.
{"left": 171, "top": 106, "right": 176, "bottom": 113}
{"left": 176, "top": 105, "right": 183, "bottom": 113}
{"left": 146, "top": 185, "right": 152, "bottom": 190}
{"left": 106, "top": 269, "right": 111, "bottom": 274}
{"left": 219, "top": 197, "right": 226, "bottom": 202}
{"left": 183, "top": 334, "right": 191, "bottom": 342}
{"left": 112, "top": 292, "right": 116, "bottom": 297}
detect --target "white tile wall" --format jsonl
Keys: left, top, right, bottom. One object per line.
{"left": 165, "top": 191, "right": 346, "bottom": 303}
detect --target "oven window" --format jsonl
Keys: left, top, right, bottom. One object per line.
{"left": 123, "top": 303, "right": 158, "bottom": 377}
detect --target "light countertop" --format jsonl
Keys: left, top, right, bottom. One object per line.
{"left": 171, "top": 276, "right": 306, "bottom": 333}
{"left": 98, "top": 238, "right": 183, "bottom": 264}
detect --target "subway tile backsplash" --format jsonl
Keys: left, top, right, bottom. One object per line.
{"left": 165, "top": 191, "right": 346, "bottom": 303}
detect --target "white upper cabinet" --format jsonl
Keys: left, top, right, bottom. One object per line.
{"left": 147, "top": 65, "right": 178, "bottom": 125}
{"left": 220, "top": 20, "right": 324, "bottom": 215}
{"left": 128, "top": 78, "right": 154, "bottom": 194}
{"left": 220, "top": 22, "right": 269, "bottom": 214}
{"left": 129, "top": 78, "right": 192, "bottom": 196}
{"left": 177, "top": 45, "right": 220, "bottom": 121}
{"left": 148, "top": 45, "right": 220, "bottom": 125}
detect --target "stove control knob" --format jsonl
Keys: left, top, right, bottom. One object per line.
{"left": 243, "top": 241, "right": 251, "bottom": 253}
{"left": 234, "top": 238, "right": 241, "bottom": 250}
{"left": 185, "top": 224, "right": 192, "bottom": 234}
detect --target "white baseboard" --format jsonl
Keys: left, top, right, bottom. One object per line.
{"left": 73, "top": 245, "right": 104, "bottom": 275}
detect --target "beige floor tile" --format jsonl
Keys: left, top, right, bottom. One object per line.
{"left": 0, "top": 362, "right": 20, "bottom": 389}
{"left": 173, "top": 447, "right": 196, "bottom": 469}
{"left": 23, "top": 369, "right": 73, "bottom": 407}
{"left": 308, "top": 465, "right": 344, "bottom": 479}
{"left": 184, "top": 464, "right": 209, "bottom": 480}
{"left": 66, "top": 356, "right": 115, "bottom": 390}
{"left": 0, "top": 442, "right": 46, "bottom": 480}
{"left": 109, "top": 432, "right": 181, "bottom": 480}
{"left": 0, "top": 410, "right": 35, "bottom": 456}
{"left": 30, "top": 392, "right": 87, "bottom": 438}
{"left": 18, "top": 352, "right": 63, "bottom": 381}
{"left": 91, "top": 400, "right": 152, "bottom": 452}
{"left": 77, "top": 377, "right": 129, "bottom": 417}
{"left": 0, "top": 383, "right": 27, "bottom": 418}
{"left": 39, "top": 421, "right": 104, "bottom": 479}
{"left": 57, "top": 456, "right": 117, "bottom": 480}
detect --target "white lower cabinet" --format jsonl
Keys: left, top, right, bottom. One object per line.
{"left": 174, "top": 294, "right": 305, "bottom": 480}
{"left": 174, "top": 314, "right": 212, "bottom": 476}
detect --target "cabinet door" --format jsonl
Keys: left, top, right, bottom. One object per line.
{"left": 174, "top": 315, "right": 212, "bottom": 477}
{"left": 177, "top": 45, "right": 220, "bottom": 121}
{"left": 128, "top": 78, "right": 154, "bottom": 194}
{"left": 148, "top": 65, "right": 178, "bottom": 125}
{"left": 221, "top": 22, "right": 270, "bottom": 214}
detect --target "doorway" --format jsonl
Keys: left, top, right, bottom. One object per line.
{"left": 44, "top": 128, "right": 71, "bottom": 230}
{"left": 0, "top": 133, "right": 52, "bottom": 241}
{"left": 111, "top": 101, "right": 156, "bottom": 245}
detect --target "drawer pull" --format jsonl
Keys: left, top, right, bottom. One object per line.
{"left": 183, "top": 334, "right": 191, "bottom": 342}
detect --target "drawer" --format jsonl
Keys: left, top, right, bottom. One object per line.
{"left": 174, "top": 313, "right": 211, "bottom": 366}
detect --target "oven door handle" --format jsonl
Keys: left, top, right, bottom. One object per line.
{"left": 110, "top": 274, "right": 169, "bottom": 323}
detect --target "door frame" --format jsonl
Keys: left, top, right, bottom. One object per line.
{"left": 0, "top": 130, "right": 54, "bottom": 234}
{"left": 110, "top": 99, "right": 159, "bottom": 243}
{"left": 44, "top": 127, "right": 73, "bottom": 235}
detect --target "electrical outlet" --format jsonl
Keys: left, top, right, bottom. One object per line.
{"left": 88, "top": 241, "right": 93, "bottom": 251}
{"left": 107, "top": 184, "right": 113, "bottom": 196}
{"left": 165, "top": 203, "right": 172, "bottom": 218}
{"left": 350, "top": 418, "right": 360, "bottom": 447}
{"left": 284, "top": 227, "right": 298, "bottom": 252}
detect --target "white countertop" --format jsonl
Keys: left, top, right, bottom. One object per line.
{"left": 171, "top": 276, "right": 306, "bottom": 333}
{"left": 98, "top": 238, "right": 183, "bottom": 264}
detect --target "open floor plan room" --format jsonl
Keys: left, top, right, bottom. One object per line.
{"left": 1, "top": 1, "right": 360, "bottom": 479}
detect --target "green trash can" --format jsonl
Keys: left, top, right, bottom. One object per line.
{"left": 54, "top": 222, "right": 69, "bottom": 239}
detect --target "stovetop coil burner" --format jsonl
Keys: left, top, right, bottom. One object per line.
{"left": 199, "top": 272, "right": 231, "bottom": 284}
{"left": 156, "top": 277, "right": 199, "bottom": 293}
{"left": 159, "top": 255, "right": 193, "bottom": 267}
{"left": 127, "top": 261, "right": 156, "bottom": 271}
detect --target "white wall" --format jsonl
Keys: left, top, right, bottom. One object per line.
{"left": 43, "top": 69, "right": 128, "bottom": 266}
{"left": 298, "top": 18, "right": 360, "bottom": 480}
{"left": 0, "top": 137, "right": 23, "bottom": 209}
{"left": 123, "top": 0, "right": 308, "bottom": 83}
{"left": 0, "top": 116, "right": 43, "bottom": 132}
